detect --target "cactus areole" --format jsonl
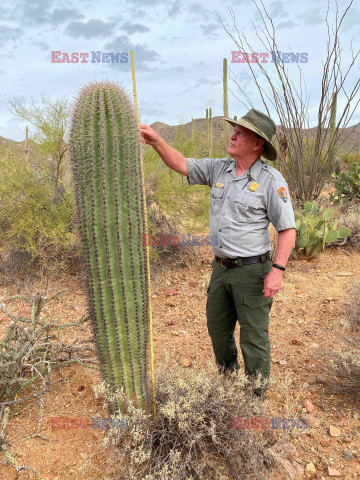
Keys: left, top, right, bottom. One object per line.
{"left": 69, "top": 80, "right": 151, "bottom": 415}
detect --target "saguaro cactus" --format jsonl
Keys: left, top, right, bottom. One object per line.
{"left": 69, "top": 80, "right": 151, "bottom": 415}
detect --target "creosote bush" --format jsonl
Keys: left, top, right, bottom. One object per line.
{"left": 93, "top": 360, "right": 276, "bottom": 480}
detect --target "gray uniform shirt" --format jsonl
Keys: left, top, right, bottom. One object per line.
{"left": 186, "top": 156, "right": 296, "bottom": 258}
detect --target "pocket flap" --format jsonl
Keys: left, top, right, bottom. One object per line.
{"left": 234, "top": 194, "right": 261, "bottom": 208}
{"left": 212, "top": 186, "right": 224, "bottom": 198}
{"left": 244, "top": 295, "right": 273, "bottom": 308}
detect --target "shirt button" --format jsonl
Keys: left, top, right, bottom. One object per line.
{"left": 219, "top": 229, "right": 222, "bottom": 232}
{"left": 219, "top": 246, "right": 222, "bottom": 248}
{"left": 222, "top": 212, "right": 225, "bottom": 215}
{"left": 227, "top": 195, "right": 230, "bottom": 199}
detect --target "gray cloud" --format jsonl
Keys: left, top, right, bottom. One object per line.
{"left": 49, "top": 8, "right": 85, "bottom": 26}
{"left": 104, "top": 35, "right": 162, "bottom": 70}
{"left": 267, "top": 0, "right": 287, "bottom": 19}
{"left": 276, "top": 20, "right": 297, "bottom": 29}
{"left": 298, "top": 7, "right": 323, "bottom": 26}
{"left": 0, "top": 25, "right": 23, "bottom": 45}
{"left": 194, "top": 77, "right": 221, "bottom": 88}
{"left": 65, "top": 19, "right": 116, "bottom": 38}
{"left": 167, "top": 2, "right": 181, "bottom": 17}
{"left": 30, "top": 40, "right": 50, "bottom": 50}
{"left": 122, "top": 22, "right": 150, "bottom": 34}
{"left": 201, "top": 21, "right": 221, "bottom": 38}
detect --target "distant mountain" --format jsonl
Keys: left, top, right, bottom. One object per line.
{"left": 150, "top": 116, "right": 360, "bottom": 156}
{"left": 0, "top": 117, "right": 359, "bottom": 160}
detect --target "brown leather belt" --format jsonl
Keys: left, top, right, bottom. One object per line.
{"left": 215, "top": 252, "right": 271, "bottom": 268}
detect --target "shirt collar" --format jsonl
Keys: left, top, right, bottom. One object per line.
{"left": 225, "top": 156, "right": 263, "bottom": 181}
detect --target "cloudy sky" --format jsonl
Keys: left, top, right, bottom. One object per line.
{"left": 0, "top": 0, "right": 359, "bottom": 141}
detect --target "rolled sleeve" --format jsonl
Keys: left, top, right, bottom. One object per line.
{"left": 186, "top": 157, "right": 214, "bottom": 186}
{"left": 266, "top": 176, "right": 296, "bottom": 232}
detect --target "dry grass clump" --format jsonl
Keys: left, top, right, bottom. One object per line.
{"left": 325, "top": 280, "right": 360, "bottom": 399}
{"left": 93, "top": 361, "right": 276, "bottom": 480}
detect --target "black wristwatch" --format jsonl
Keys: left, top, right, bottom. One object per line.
{"left": 272, "top": 263, "right": 286, "bottom": 271}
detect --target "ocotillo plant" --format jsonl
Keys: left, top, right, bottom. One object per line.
{"left": 69, "top": 80, "right": 151, "bottom": 415}
{"left": 329, "top": 92, "right": 337, "bottom": 168}
{"left": 223, "top": 58, "right": 229, "bottom": 150}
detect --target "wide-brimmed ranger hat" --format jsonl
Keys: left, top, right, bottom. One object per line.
{"left": 223, "top": 108, "right": 277, "bottom": 161}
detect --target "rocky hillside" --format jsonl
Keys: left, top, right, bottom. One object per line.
{"left": 150, "top": 116, "right": 360, "bottom": 155}
{"left": 0, "top": 117, "right": 359, "bottom": 159}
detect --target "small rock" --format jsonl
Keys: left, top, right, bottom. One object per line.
{"left": 316, "top": 377, "right": 324, "bottom": 384}
{"left": 306, "top": 415, "right": 320, "bottom": 427}
{"left": 305, "top": 462, "right": 317, "bottom": 478}
{"left": 278, "top": 359, "right": 288, "bottom": 365}
{"left": 342, "top": 436, "right": 352, "bottom": 444}
{"left": 305, "top": 399, "right": 314, "bottom": 413}
{"left": 165, "top": 301, "right": 176, "bottom": 307}
{"left": 329, "top": 425, "right": 341, "bottom": 437}
{"left": 180, "top": 357, "right": 192, "bottom": 368}
{"left": 172, "top": 331, "right": 179, "bottom": 336}
{"left": 337, "top": 271, "right": 354, "bottom": 276}
{"left": 344, "top": 451, "right": 354, "bottom": 460}
{"left": 166, "top": 289, "right": 178, "bottom": 296}
{"left": 291, "top": 339, "right": 302, "bottom": 345}
{"left": 311, "top": 343, "right": 319, "bottom": 348}
{"left": 75, "top": 290, "right": 83, "bottom": 295}
{"left": 320, "top": 439, "right": 331, "bottom": 447}
{"left": 328, "top": 466, "right": 342, "bottom": 476}
{"left": 178, "top": 329, "right": 188, "bottom": 335}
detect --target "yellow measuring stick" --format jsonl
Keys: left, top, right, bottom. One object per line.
{"left": 130, "top": 50, "right": 156, "bottom": 417}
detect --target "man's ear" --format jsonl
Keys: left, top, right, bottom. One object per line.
{"left": 254, "top": 137, "right": 264, "bottom": 152}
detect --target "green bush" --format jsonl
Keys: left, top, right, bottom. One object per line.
{"left": 0, "top": 145, "right": 75, "bottom": 261}
{"left": 329, "top": 162, "right": 360, "bottom": 204}
{"left": 294, "top": 201, "right": 351, "bottom": 258}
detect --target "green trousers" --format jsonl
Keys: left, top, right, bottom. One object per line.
{"left": 206, "top": 255, "right": 273, "bottom": 397}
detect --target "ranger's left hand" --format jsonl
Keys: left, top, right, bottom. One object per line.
{"left": 263, "top": 268, "right": 283, "bottom": 298}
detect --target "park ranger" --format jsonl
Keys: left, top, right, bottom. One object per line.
{"left": 139, "top": 108, "right": 296, "bottom": 400}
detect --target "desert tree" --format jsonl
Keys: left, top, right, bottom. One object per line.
{"left": 216, "top": 0, "right": 360, "bottom": 202}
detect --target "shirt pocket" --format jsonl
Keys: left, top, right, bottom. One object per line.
{"left": 233, "top": 193, "right": 263, "bottom": 223}
{"left": 211, "top": 186, "right": 224, "bottom": 215}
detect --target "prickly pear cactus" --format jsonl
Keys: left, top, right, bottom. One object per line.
{"left": 69, "top": 80, "right": 151, "bottom": 415}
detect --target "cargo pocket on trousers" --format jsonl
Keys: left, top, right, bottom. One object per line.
{"left": 243, "top": 295, "right": 273, "bottom": 308}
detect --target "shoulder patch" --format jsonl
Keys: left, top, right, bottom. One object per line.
{"left": 277, "top": 187, "right": 288, "bottom": 203}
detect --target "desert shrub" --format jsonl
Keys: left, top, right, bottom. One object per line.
{"left": 94, "top": 361, "right": 276, "bottom": 480}
{"left": 342, "top": 152, "right": 360, "bottom": 166}
{"left": 0, "top": 145, "right": 75, "bottom": 265}
{"left": 329, "top": 162, "right": 360, "bottom": 204}
{"left": 294, "top": 201, "right": 351, "bottom": 258}
{"left": 0, "top": 290, "right": 96, "bottom": 405}
{"left": 326, "top": 330, "right": 360, "bottom": 399}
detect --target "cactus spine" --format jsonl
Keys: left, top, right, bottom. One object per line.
{"left": 223, "top": 58, "right": 229, "bottom": 150}
{"left": 69, "top": 80, "right": 151, "bottom": 415}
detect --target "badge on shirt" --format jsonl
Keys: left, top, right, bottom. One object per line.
{"left": 249, "top": 182, "right": 259, "bottom": 191}
{"left": 277, "top": 187, "right": 288, "bottom": 203}
{"left": 214, "top": 182, "right": 224, "bottom": 188}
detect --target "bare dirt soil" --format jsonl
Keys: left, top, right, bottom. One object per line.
{"left": 0, "top": 226, "right": 359, "bottom": 480}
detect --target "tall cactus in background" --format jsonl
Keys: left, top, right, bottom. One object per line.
{"left": 223, "top": 58, "right": 229, "bottom": 150}
{"left": 191, "top": 117, "right": 194, "bottom": 141}
{"left": 69, "top": 80, "right": 151, "bottom": 415}
{"left": 329, "top": 92, "right": 337, "bottom": 169}
{"left": 233, "top": 115, "right": 237, "bottom": 121}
